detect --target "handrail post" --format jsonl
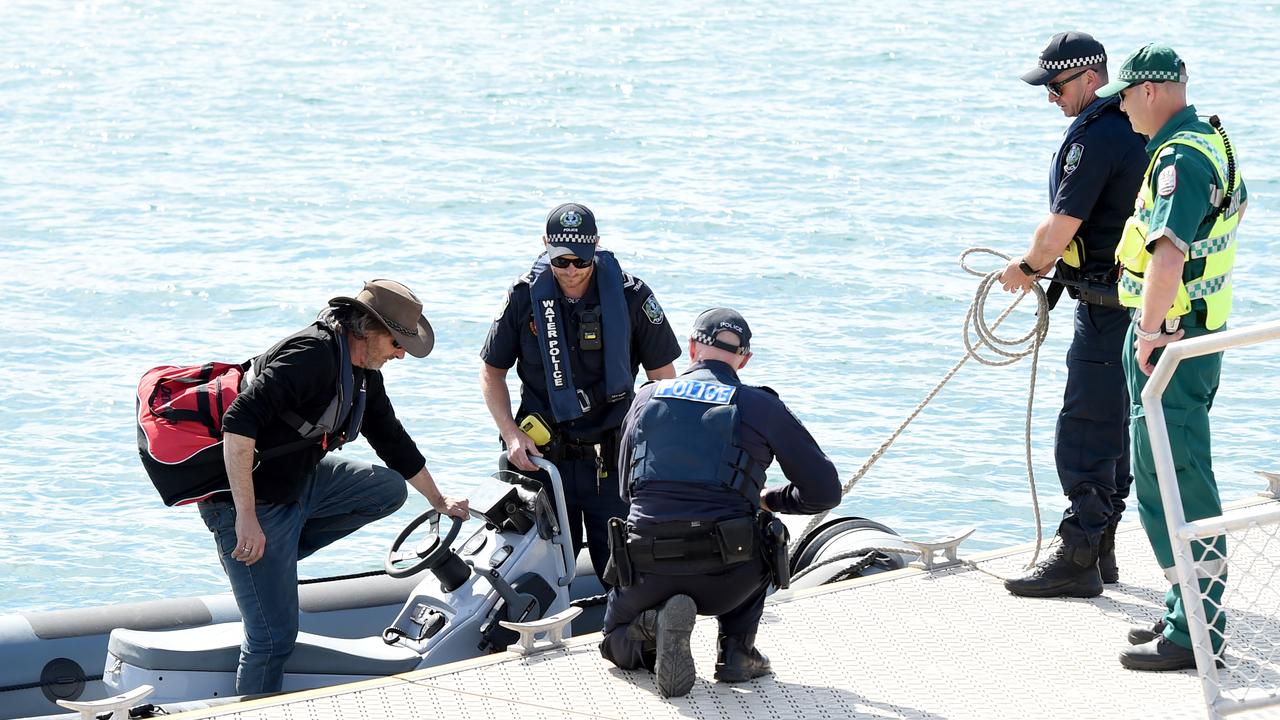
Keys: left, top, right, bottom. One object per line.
{"left": 1139, "top": 319, "right": 1280, "bottom": 719}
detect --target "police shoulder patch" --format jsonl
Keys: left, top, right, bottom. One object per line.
{"left": 1063, "top": 143, "right": 1084, "bottom": 175}
{"left": 1157, "top": 164, "right": 1178, "bottom": 197}
{"left": 642, "top": 295, "right": 665, "bottom": 325}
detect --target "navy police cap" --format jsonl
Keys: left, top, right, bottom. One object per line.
{"left": 691, "top": 307, "right": 752, "bottom": 355}
{"left": 544, "top": 202, "right": 599, "bottom": 261}
{"left": 1021, "top": 31, "right": 1107, "bottom": 86}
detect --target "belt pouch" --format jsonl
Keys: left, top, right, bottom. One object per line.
{"left": 715, "top": 516, "right": 757, "bottom": 566}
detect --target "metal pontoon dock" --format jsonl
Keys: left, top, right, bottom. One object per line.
{"left": 159, "top": 508, "right": 1280, "bottom": 720}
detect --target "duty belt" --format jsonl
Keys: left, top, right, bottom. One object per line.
{"left": 623, "top": 517, "right": 759, "bottom": 575}
{"left": 544, "top": 439, "right": 597, "bottom": 462}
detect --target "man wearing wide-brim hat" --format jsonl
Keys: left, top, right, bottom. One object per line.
{"left": 204, "top": 279, "right": 469, "bottom": 694}
{"left": 1099, "top": 43, "right": 1247, "bottom": 672}
{"left": 999, "top": 31, "right": 1146, "bottom": 602}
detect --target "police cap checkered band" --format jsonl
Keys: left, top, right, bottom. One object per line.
{"left": 1118, "top": 66, "right": 1186, "bottom": 83}
{"left": 690, "top": 308, "right": 751, "bottom": 355}
{"left": 1020, "top": 31, "right": 1106, "bottom": 86}
{"left": 1096, "top": 43, "right": 1188, "bottom": 98}
{"left": 544, "top": 202, "right": 599, "bottom": 261}
{"left": 545, "top": 233, "right": 599, "bottom": 245}
{"left": 1039, "top": 53, "right": 1106, "bottom": 71}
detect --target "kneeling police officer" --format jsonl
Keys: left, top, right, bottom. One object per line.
{"left": 599, "top": 308, "right": 841, "bottom": 697}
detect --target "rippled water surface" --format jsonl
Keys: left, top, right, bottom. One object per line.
{"left": 2, "top": 1, "right": 1278, "bottom": 613}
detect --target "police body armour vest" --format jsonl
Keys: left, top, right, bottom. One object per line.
{"left": 1115, "top": 124, "right": 1242, "bottom": 330}
{"left": 625, "top": 368, "right": 765, "bottom": 507}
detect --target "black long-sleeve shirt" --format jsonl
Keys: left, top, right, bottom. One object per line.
{"left": 620, "top": 360, "right": 842, "bottom": 526}
{"left": 222, "top": 324, "right": 425, "bottom": 504}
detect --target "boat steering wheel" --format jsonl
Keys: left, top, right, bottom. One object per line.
{"left": 384, "top": 509, "right": 467, "bottom": 579}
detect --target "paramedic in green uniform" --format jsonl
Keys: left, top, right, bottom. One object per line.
{"left": 1097, "top": 44, "right": 1246, "bottom": 671}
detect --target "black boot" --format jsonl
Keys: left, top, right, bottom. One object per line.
{"left": 714, "top": 633, "right": 772, "bottom": 683}
{"left": 1097, "top": 521, "right": 1120, "bottom": 584}
{"left": 1127, "top": 619, "right": 1166, "bottom": 645}
{"left": 1003, "top": 543, "right": 1102, "bottom": 598}
{"left": 1119, "top": 636, "right": 1199, "bottom": 671}
{"left": 651, "top": 595, "right": 697, "bottom": 698}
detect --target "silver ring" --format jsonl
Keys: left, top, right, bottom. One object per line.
{"left": 241, "top": 546, "right": 250, "bottom": 551}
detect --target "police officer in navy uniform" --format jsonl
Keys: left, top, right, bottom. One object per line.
{"left": 599, "top": 309, "right": 841, "bottom": 697}
{"left": 998, "top": 32, "right": 1147, "bottom": 597}
{"left": 480, "top": 203, "right": 680, "bottom": 585}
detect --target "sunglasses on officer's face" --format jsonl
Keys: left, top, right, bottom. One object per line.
{"left": 549, "top": 255, "right": 593, "bottom": 269}
{"left": 1047, "top": 68, "right": 1090, "bottom": 98}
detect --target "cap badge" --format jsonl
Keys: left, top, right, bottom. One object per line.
{"left": 560, "top": 210, "right": 583, "bottom": 229}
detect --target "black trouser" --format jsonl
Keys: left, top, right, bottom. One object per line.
{"left": 599, "top": 556, "right": 771, "bottom": 670}
{"left": 1055, "top": 301, "right": 1133, "bottom": 549}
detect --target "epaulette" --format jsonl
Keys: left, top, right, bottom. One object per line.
{"left": 622, "top": 272, "right": 644, "bottom": 291}
{"left": 750, "top": 384, "right": 779, "bottom": 398}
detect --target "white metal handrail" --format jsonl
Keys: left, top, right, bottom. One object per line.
{"left": 1141, "top": 318, "right": 1280, "bottom": 720}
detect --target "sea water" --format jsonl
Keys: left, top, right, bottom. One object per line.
{"left": 1, "top": 0, "right": 1277, "bottom": 614}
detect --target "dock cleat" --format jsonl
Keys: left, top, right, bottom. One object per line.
{"left": 1003, "top": 543, "right": 1103, "bottom": 598}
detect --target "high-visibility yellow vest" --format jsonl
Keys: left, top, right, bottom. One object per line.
{"left": 1115, "top": 126, "right": 1242, "bottom": 330}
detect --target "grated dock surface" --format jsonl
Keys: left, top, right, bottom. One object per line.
{"left": 168, "top": 520, "right": 1280, "bottom": 720}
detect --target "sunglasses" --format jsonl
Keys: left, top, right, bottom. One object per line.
{"left": 550, "top": 255, "right": 593, "bottom": 269}
{"left": 1047, "top": 68, "right": 1089, "bottom": 98}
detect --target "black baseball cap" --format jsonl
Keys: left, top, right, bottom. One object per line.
{"left": 1021, "top": 31, "right": 1107, "bottom": 86}
{"left": 690, "top": 308, "right": 751, "bottom": 355}
{"left": 544, "top": 203, "right": 599, "bottom": 261}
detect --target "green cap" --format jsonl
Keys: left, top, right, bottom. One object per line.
{"left": 1097, "top": 43, "right": 1188, "bottom": 97}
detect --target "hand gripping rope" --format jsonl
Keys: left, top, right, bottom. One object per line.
{"left": 792, "top": 248, "right": 1053, "bottom": 571}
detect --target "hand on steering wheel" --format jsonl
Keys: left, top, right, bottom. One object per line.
{"left": 384, "top": 508, "right": 489, "bottom": 578}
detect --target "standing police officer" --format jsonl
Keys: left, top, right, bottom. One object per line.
{"left": 599, "top": 309, "right": 841, "bottom": 697}
{"left": 999, "top": 32, "right": 1147, "bottom": 598}
{"left": 480, "top": 203, "right": 680, "bottom": 585}
{"left": 1097, "top": 44, "right": 1245, "bottom": 671}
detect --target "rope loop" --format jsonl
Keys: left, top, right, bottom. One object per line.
{"left": 792, "top": 249, "right": 1052, "bottom": 569}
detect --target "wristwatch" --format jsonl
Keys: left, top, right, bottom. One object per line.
{"left": 1132, "top": 311, "right": 1164, "bottom": 342}
{"left": 1017, "top": 259, "right": 1039, "bottom": 277}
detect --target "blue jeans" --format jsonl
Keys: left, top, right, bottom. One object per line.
{"left": 197, "top": 455, "right": 408, "bottom": 694}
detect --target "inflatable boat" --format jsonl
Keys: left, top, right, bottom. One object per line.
{"left": 0, "top": 457, "right": 909, "bottom": 719}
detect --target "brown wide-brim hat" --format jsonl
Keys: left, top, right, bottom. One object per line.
{"left": 328, "top": 279, "right": 435, "bottom": 358}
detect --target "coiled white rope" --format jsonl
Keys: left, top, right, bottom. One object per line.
{"left": 792, "top": 248, "right": 1053, "bottom": 568}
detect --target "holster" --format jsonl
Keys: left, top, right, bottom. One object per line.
{"left": 1053, "top": 261, "right": 1122, "bottom": 310}
{"left": 605, "top": 516, "right": 633, "bottom": 587}
{"left": 758, "top": 511, "right": 791, "bottom": 590}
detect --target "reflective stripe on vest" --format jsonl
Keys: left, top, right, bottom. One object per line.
{"left": 1114, "top": 127, "right": 1242, "bottom": 330}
